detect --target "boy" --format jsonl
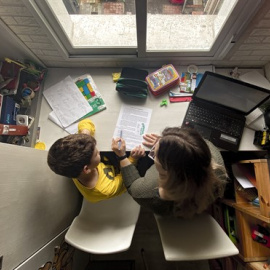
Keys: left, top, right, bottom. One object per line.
{"left": 47, "top": 119, "right": 145, "bottom": 203}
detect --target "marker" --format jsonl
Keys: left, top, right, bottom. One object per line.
{"left": 118, "top": 130, "right": 122, "bottom": 149}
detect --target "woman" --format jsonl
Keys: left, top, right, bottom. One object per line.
{"left": 111, "top": 127, "right": 228, "bottom": 218}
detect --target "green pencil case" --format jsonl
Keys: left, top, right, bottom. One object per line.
{"left": 116, "top": 67, "right": 149, "bottom": 99}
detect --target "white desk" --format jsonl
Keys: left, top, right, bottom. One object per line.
{"left": 38, "top": 67, "right": 261, "bottom": 152}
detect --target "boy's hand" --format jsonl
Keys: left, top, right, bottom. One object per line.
{"left": 142, "top": 133, "right": 160, "bottom": 148}
{"left": 111, "top": 137, "right": 126, "bottom": 157}
{"left": 130, "top": 145, "right": 145, "bottom": 160}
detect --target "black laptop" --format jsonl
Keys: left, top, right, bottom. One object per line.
{"left": 182, "top": 71, "right": 270, "bottom": 152}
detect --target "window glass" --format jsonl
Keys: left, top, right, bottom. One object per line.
{"left": 146, "top": 0, "right": 238, "bottom": 51}
{"left": 47, "top": 0, "right": 137, "bottom": 48}
{"left": 31, "top": 0, "right": 261, "bottom": 58}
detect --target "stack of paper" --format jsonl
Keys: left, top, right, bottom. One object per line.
{"left": 43, "top": 75, "right": 106, "bottom": 134}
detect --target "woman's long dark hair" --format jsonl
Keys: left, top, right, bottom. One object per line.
{"left": 157, "top": 127, "right": 227, "bottom": 218}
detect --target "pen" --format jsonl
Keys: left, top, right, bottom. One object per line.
{"left": 118, "top": 130, "right": 122, "bottom": 149}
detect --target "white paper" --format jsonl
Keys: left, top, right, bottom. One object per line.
{"left": 246, "top": 108, "right": 263, "bottom": 126}
{"left": 48, "top": 111, "right": 78, "bottom": 134}
{"left": 48, "top": 111, "right": 62, "bottom": 128}
{"left": 43, "top": 76, "right": 93, "bottom": 127}
{"left": 232, "top": 164, "right": 255, "bottom": 189}
{"left": 113, "top": 105, "right": 152, "bottom": 150}
{"left": 248, "top": 114, "right": 265, "bottom": 131}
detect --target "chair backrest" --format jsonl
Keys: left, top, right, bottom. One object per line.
{"left": 65, "top": 192, "right": 140, "bottom": 254}
{"left": 154, "top": 213, "right": 239, "bottom": 261}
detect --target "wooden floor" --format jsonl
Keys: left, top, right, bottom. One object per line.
{"left": 72, "top": 207, "right": 210, "bottom": 270}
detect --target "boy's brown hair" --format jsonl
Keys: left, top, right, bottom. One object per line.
{"left": 47, "top": 134, "right": 96, "bottom": 178}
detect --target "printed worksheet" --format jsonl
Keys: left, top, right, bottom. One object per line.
{"left": 43, "top": 76, "right": 93, "bottom": 127}
{"left": 48, "top": 111, "right": 78, "bottom": 134}
{"left": 113, "top": 105, "right": 152, "bottom": 150}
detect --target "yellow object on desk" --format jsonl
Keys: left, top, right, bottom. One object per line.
{"left": 35, "top": 141, "right": 46, "bottom": 150}
{"left": 78, "top": 119, "right": 95, "bottom": 136}
{"left": 112, "top": 72, "right": 121, "bottom": 82}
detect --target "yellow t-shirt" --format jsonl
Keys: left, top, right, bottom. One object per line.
{"left": 73, "top": 162, "right": 127, "bottom": 203}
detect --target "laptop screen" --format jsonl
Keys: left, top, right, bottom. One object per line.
{"left": 194, "top": 72, "right": 270, "bottom": 115}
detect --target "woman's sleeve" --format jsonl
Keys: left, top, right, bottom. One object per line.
{"left": 121, "top": 164, "right": 158, "bottom": 199}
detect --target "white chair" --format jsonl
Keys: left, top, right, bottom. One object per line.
{"left": 154, "top": 213, "right": 239, "bottom": 261}
{"left": 65, "top": 192, "right": 140, "bottom": 254}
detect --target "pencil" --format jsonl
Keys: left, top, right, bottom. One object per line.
{"left": 118, "top": 130, "right": 122, "bottom": 149}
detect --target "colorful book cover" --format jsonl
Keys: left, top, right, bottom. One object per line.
{"left": 75, "top": 74, "right": 106, "bottom": 118}
{"left": 180, "top": 72, "right": 203, "bottom": 93}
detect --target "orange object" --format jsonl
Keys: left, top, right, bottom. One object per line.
{"left": 0, "top": 124, "right": 28, "bottom": 135}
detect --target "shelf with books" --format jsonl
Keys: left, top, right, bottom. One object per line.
{"left": 216, "top": 159, "right": 270, "bottom": 266}
{"left": 212, "top": 158, "right": 270, "bottom": 270}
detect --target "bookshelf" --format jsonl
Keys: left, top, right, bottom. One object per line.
{"left": 216, "top": 159, "right": 270, "bottom": 269}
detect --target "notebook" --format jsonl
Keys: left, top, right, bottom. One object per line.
{"left": 182, "top": 71, "right": 270, "bottom": 151}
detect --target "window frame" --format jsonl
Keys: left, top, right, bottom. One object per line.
{"left": 25, "top": 0, "right": 263, "bottom": 60}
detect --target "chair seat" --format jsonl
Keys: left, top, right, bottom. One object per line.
{"left": 154, "top": 213, "right": 239, "bottom": 261}
{"left": 65, "top": 192, "right": 140, "bottom": 254}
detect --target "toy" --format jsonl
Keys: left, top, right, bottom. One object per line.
{"left": 253, "top": 130, "right": 270, "bottom": 150}
{"left": 252, "top": 224, "right": 270, "bottom": 248}
{"left": 160, "top": 99, "right": 168, "bottom": 107}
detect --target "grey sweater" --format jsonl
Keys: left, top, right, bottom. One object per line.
{"left": 121, "top": 140, "right": 227, "bottom": 216}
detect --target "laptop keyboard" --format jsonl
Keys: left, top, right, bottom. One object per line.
{"left": 185, "top": 103, "right": 243, "bottom": 137}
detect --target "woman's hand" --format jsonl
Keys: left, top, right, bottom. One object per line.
{"left": 130, "top": 145, "right": 145, "bottom": 160}
{"left": 111, "top": 137, "right": 126, "bottom": 157}
{"left": 142, "top": 133, "right": 160, "bottom": 148}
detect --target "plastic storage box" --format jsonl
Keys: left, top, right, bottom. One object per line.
{"left": 146, "top": 64, "right": 180, "bottom": 96}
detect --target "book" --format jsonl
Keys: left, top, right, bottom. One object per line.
{"left": 75, "top": 74, "right": 106, "bottom": 118}
{"left": 169, "top": 85, "right": 193, "bottom": 97}
{"left": 169, "top": 81, "right": 193, "bottom": 103}
{"left": 180, "top": 72, "right": 203, "bottom": 93}
{"left": 224, "top": 206, "right": 238, "bottom": 245}
{"left": 0, "top": 95, "right": 20, "bottom": 125}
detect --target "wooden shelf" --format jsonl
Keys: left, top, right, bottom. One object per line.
{"left": 222, "top": 199, "right": 270, "bottom": 224}
{"left": 215, "top": 159, "right": 270, "bottom": 268}
{"left": 246, "top": 261, "right": 269, "bottom": 270}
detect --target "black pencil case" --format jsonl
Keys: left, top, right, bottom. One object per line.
{"left": 116, "top": 67, "right": 148, "bottom": 99}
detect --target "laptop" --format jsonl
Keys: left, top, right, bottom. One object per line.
{"left": 182, "top": 71, "right": 270, "bottom": 152}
